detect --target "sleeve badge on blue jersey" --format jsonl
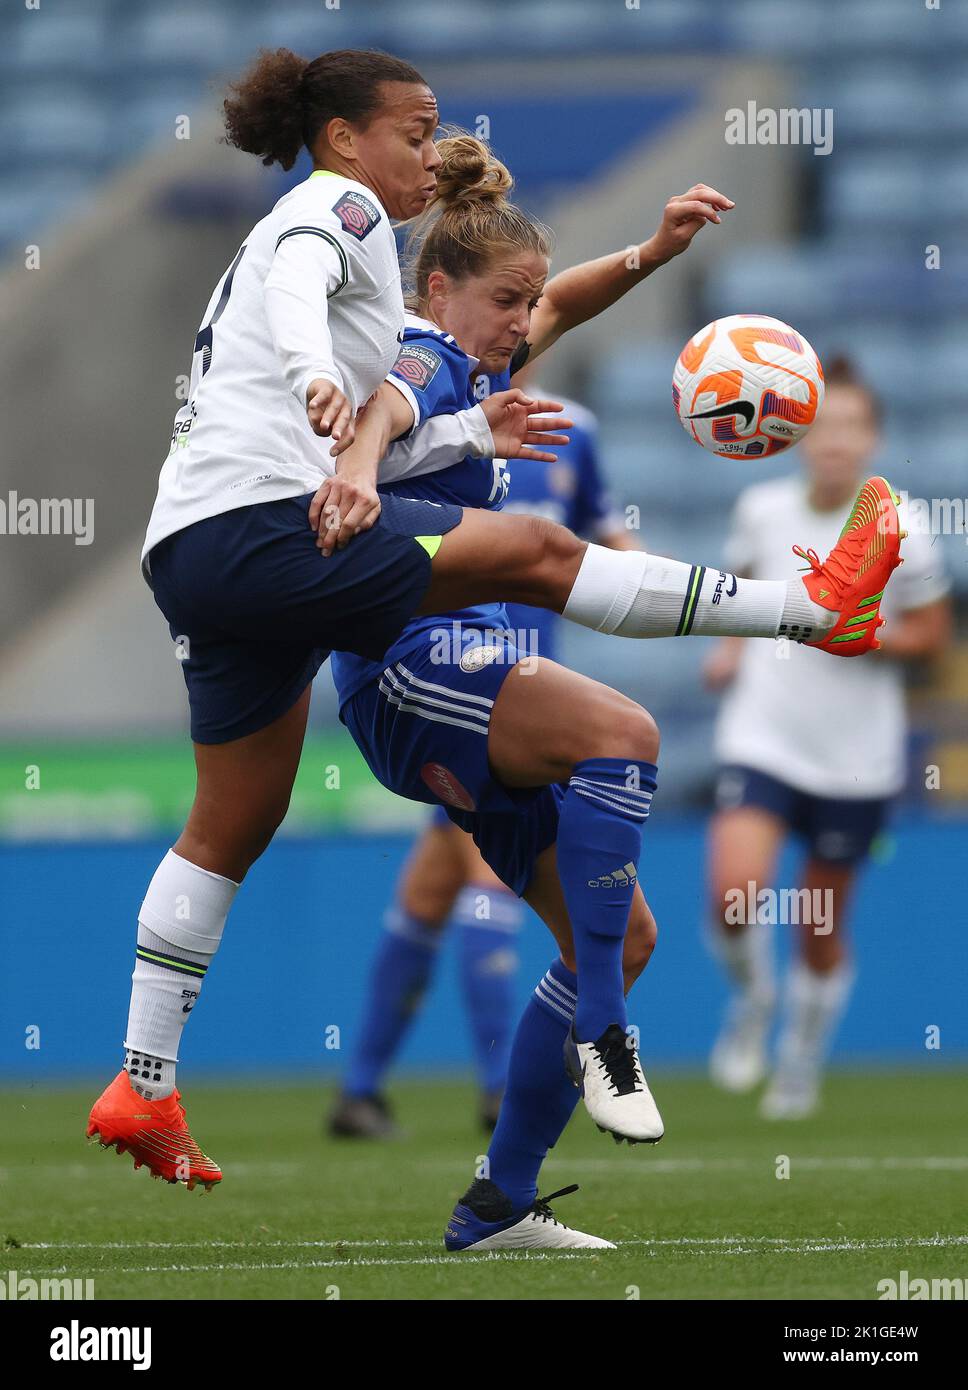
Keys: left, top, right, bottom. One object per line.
{"left": 332, "top": 190, "right": 381, "bottom": 240}
{"left": 392, "top": 343, "right": 444, "bottom": 391}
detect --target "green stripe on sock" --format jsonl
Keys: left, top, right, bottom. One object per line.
{"left": 136, "top": 948, "right": 206, "bottom": 976}
{"left": 677, "top": 565, "right": 704, "bottom": 636}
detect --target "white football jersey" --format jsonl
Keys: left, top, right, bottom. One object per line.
{"left": 714, "top": 475, "right": 949, "bottom": 798}
{"left": 142, "top": 171, "right": 409, "bottom": 571}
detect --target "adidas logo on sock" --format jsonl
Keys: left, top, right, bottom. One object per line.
{"left": 587, "top": 861, "right": 638, "bottom": 889}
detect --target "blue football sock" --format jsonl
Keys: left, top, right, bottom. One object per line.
{"left": 556, "top": 757, "right": 658, "bottom": 1042}
{"left": 343, "top": 905, "right": 442, "bottom": 1099}
{"left": 455, "top": 884, "right": 522, "bottom": 1095}
{"left": 485, "top": 959, "right": 580, "bottom": 1210}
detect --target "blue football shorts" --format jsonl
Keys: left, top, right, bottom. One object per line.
{"left": 715, "top": 763, "right": 891, "bottom": 865}
{"left": 341, "top": 620, "right": 565, "bottom": 897}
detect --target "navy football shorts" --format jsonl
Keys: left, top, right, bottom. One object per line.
{"left": 342, "top": 622, "right": 565, "bottom": 898}
{"left": 714, "top": 763, "right": 891, "bottom": 865}
{"left": 148, "top": 491, "right": 462, "bottom": 745}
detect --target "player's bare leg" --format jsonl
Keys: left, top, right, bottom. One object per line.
{"left": 87, "top": 691, "right": 311, "bottom": 1188}
{"left": 706, "top": 804, "right": 786, "bottom": 1092}
{"left": 761, "top": 858, "right": 856, "bottom": 1120}
{"left": 420, "top": 477, "right": 903, "bottom": 654}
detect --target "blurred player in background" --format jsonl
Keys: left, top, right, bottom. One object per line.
{"left": 329, "top": 366, "right": 638, "bottom": 1139}
{"left": 703, "top": 357, "right": 952, "bottom": 1119}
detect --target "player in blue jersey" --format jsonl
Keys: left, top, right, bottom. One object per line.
{"left": 326, "top": 139, "right": 673, "bottom": 1248}
{"left": 330, "top": 370, "right": 638, "bottom": 1139}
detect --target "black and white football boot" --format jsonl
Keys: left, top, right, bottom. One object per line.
{"left": 327, "top": 1091, "right": 399, "bottom": 1140}
{"left": 564, "top": 1022, "right": 664, "bottom": 1144}
{"left": 444, "top": 1178, "right": 614, "bottom": 1251}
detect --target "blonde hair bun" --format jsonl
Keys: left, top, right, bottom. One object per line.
{"left": 433, "top": 132, "right": 514, "bottom": 208}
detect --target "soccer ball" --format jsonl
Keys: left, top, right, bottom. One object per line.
{"left": 672, "top": 313, "right": 824, "bottom": 458}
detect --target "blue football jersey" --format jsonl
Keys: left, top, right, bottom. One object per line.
{"left": 331, "top": 315, "right": 513, "bottom": 705}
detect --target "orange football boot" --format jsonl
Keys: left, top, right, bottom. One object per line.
{"left": 86, "top": 1070, "right": 221, "bottom": 1192}
{"left": 794, "top": 476, "right": 905, "bottom": 656}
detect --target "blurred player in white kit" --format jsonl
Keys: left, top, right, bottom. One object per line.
{"left": 703, "top": 356, "right": 952, "bottom": 1118}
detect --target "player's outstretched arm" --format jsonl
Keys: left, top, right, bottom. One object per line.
{"left": 526, "top": 183, "right": 735, "bottom": 360}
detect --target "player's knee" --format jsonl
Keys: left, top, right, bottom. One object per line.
{"left": 593, "top": 699, "right": 660, "bottom": 765}
{"left": 523, "top": 514, "right": 584, "bottom": 574}
{"left": 188, "top": 792, "right": 292, "bottom": 879}
{"left": 399, "top": 880, "right": 452, "bottom": 929}
{"left": 715, "top": 881, "right": 752, "bottom": 932}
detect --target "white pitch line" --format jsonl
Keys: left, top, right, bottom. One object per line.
{"left": 6, "top": 1155, "right": 968, "bottom": 1184}
{"left": 17, "top": 1234, "right": 968, "bottom": 1273}
{"left": 25, "top": 1253, "right": 612, "bottom": 1273}
{"left": 541, "top": 1156, "right": 968, "bottom": 1175}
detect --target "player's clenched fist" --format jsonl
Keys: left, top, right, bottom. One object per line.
{"left": 306, "top": 378, "right": 356, "bottom": 454}
{"left": 309, "top": 475, "right": 382, "bottom": 558}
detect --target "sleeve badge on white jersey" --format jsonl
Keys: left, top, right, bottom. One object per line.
{"left": 332, "top": 190, "right": 381, "bottom": 240}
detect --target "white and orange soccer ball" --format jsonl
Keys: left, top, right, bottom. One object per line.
{"left": 672, "top": 313, "right": 824, "bottom": 459}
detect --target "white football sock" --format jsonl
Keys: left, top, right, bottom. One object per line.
{"left": 775, "top": 958, "right": 855, "bottom": 1073}
{"left": 123, "top": 849, "right": 238, "bottom": 1099}
{"left": 563, "top": 546, "right": 834, "bottom": 642}
{"left": 707, "top": 919, "right": 776, "bottom": 1006}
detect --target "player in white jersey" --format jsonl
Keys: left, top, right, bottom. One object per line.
{"left": 86, "top": 47, "right": 906, "bottom": 1191}
{"left": 703, "top": 358, "right": 951, "bottom": 1118}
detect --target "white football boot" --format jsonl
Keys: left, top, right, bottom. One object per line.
{"left": 759, "top": 1063, "right": 821, "bottom": 1120}
{"left": 760, "top": 961, "right": 853, "bottom": 1119}
{"left": 445, "top": 1182, "right": 615, "bottom": 1251}
{"left": 709, "top": 989, "right": 774, "bottom": 1093}
{"left": 564, "top": 1023, "right": 664, "bottom": 1144}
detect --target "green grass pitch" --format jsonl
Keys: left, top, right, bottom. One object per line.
{"left": 2, "top": 1071, "right": 966, "bottom": 1301}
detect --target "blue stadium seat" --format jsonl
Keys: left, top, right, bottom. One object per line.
{"left": 4, "top": 6, "right": 114, "bottom": 80}
{"left": 112, "top": 86, "right": 220, "bottom": 159}
{"left": 823, "top": 154, "right": 927, "bottom": 237}
{"left": 590, "top": 341, "right": 680, "bottom": 415}
{"left": 0, "top": 89, "right": 113, "bottom": 173}
{"left": 256, "top": 2, "right": 385, "bottom": 54}
{"left": 809, "top": 0, "right": 957, "bottom": 57}
{"left": 724, "top": 0, "right": 830, "bottom": 59}
{"left": 121, "top": 4, "right": 250, "bottom": 78}
{"left": 0, "top": 176, "right": 94, "bottom": 255}
{"left": 704, "top": 246, "right": 841, "bottom": 326}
